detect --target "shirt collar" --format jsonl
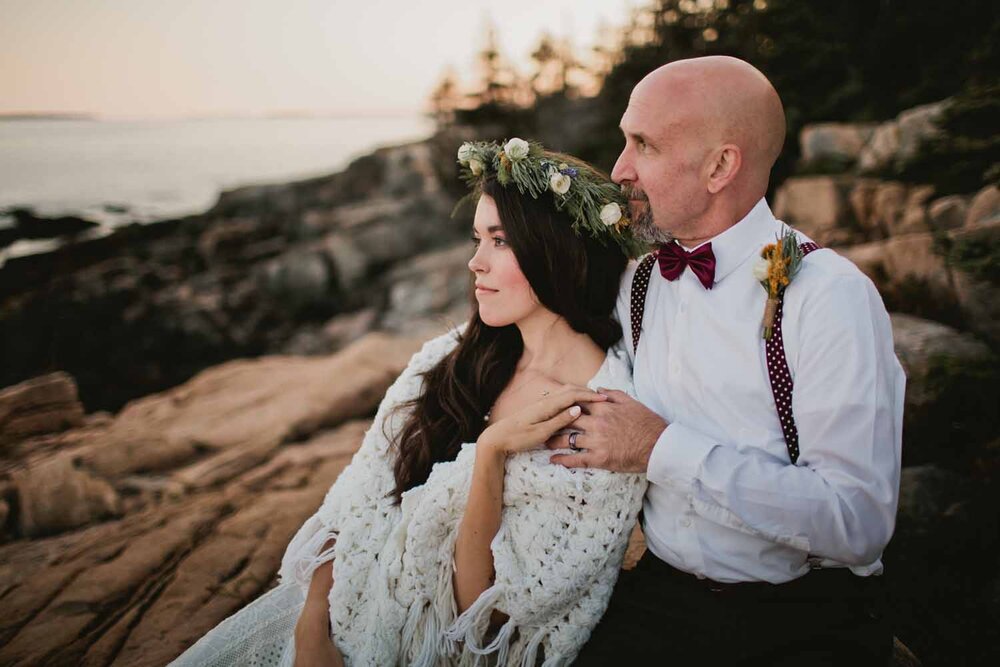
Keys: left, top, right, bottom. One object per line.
{"left": 683, "top": 198, "right": 780, "bottom": 285}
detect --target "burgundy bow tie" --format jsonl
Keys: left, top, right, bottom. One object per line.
{"left": 656, "top": 242, "right": 716, "bottom": 290}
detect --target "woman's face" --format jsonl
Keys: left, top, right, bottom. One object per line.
{"left": 467, "top": 195, "right": 539, "bottom": 327}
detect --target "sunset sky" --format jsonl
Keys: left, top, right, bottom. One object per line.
{"left": 0, "top": 0, "right": 636, "bottom": 119}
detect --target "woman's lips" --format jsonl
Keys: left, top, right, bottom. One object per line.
{"left": 475, "top": 286, "right": 498, "bottom": 296}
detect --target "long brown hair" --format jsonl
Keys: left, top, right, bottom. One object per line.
{"left": 390, "top": 170, "right": 627, "bottom": 502}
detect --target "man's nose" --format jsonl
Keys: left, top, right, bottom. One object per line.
{"left": 611, "top": 147, "right": 634, "bottom": 184}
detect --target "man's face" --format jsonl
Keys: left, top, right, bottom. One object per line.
{"left": 610, "top": 86, "right": 710, "bottom": 243}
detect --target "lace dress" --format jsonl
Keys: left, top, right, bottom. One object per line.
{"left": 169, "top": 331, "right": 645, "bottom": 667}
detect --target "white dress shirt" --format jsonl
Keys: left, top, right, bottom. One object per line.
{"left": 616, "top": 198, "right": 905, "bottom": 584}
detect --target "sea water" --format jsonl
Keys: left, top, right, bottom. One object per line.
{"left": 0, "top": 115, "right": 434, "bottom": 225}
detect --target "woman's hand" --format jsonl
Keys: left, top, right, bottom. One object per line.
{"left": 293, "top": 603, "right": 343, "bottom": 667}
{"left": 293, "top": 552, "right": 344, "bottom": 667}
{"left": 478, "top": 386, "right": 606, "bottom": 456}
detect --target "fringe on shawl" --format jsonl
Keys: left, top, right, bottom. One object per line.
{"left": 399, "top": 555, "right": 462, "bottom": 667}
{"left": 439, "top": 582, "right": 573, "bottom": 667}
{"left": 280, "top": 515, "right": 339, "bottom": 589}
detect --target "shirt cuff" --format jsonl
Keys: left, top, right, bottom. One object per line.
{"left": 646, "top": 422, "right": 717, "bottom": 488}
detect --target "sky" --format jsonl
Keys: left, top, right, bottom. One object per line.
{"left": 0, "top": 0, "right": 637, "bottom": 119}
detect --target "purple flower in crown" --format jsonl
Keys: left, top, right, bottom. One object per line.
{"left": 559, "top": 166, "right": 579, "bottom": 177}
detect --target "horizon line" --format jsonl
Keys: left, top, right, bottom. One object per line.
{"left": 0, "top": 108, "right": 430, "bottom": 122}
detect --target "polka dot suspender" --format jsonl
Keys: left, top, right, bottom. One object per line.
{"left": 630, "top": 254, "right": 658, "bottom": 357}
{"left": 629, "top": 242, "right": 822, "bottom": 465}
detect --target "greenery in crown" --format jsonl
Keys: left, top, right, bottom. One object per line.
{"left": 456, "top": 138, "right": 650, "bottom": 259}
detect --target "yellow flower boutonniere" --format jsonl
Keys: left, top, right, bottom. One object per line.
{"left": 754, "top": 228, "right": 805, "bottom": 340}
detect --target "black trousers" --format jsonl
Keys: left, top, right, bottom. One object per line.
{"left": 574, "top": 553, "right": 892, "bottom": 666}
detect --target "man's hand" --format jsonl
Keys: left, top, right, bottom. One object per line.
{"left": 478, "top": 386, "right": 607, "bottom": 456}
{"left": 546, "top": 389, "right": 667, "bottom": 473}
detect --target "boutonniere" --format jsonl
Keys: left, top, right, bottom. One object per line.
{"left": 753, "top": 228, "right": 805, "bottom": 340}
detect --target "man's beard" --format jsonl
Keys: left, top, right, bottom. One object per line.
{"left": 622, "top": 184, "right": 673, "bottom": 245}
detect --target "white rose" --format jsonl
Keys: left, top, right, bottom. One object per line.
{"left": 457, "top": 143, "right": 474, "bottom": 163}
{"left": 549, "top": 172, "right": 571, "bottom": 195}
{"left": 504, "top": 138, "right": 530, "bottom": 160}
{"left": 752, "top": 258, "right": 770, "bottom": 282}
{"left": 599, "top": 202, "right": 623, "bottom": 226}
{"left": 469, "top": 158, "right": 484, "bottom": 176}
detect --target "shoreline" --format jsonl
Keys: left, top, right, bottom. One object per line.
{"left": 0, "top": 115, "right": 436, "bottom": 265}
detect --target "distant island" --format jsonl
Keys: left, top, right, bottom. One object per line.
{"left": 0, "top": 112, "right": 98, "bottom": 121}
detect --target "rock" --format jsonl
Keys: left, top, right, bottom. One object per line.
{"left": 895, "top": 102, "right": 947, "bottom": 165}
{"left": 381, "top": 242, "right": 472, "bottom": 333}
{"left": 965, "top": 184, "right": 1000, "bottom": 228}
{"left": 840, "top": 238, "right": 886, "bottom": 279}
{"left": 847, "top": 178, "right": 884, "bottom": 238}
{"left": 0, "top": 416, "right": 373, "bottom": 665}
{"left": 0, "top": 496, "right": 231, "bottom": 665}
{"left": 897, "top": 465, "right": 968, "bottom": 534}
{"left": 623, "top": 523, "right": 646, "bottom": 570}
{"left": 259, "top": 248, "right": 334, "bottom": 313}
{"left": 0, "top": 372, "right": 85, "bottom": 446}
{"left": 858, "top": 101, "right": 947, "bottom": 173}
{"left": 320, "top": 233, "right": 369, "bottom": 292}
{"left": 799, "top": 123, "right": 876, "bottom": 167}
{"left": 322, "top": 308, "right": 379, "bottom": 349}
{"left": 772, "top": 176, "right": 856, "bottom": 245}
{"left": 927, "top": 195, "right": 969, "bottom": 231}
{"left": 843, "top": 233, "right": 951, "bottom": 296}
{"left": 0, "top": 139, "right": 459, "bottom": 415}
{"left": 194, "top": 217, "right": 286, "bottom": 265}
{"left": 890, "top": 314, "right": 993, "bottom": 411}
{"left": 891, "top": 314, "right": 998, "bottom": 467}
{"left": 841, "top": 234, "right": 966, "bottom": 327}
{"left": 858, "top": 121, "right": 899, "bottom": 173}
{"left": 278, "top": 308, "right": 379, "bottom": 356}
{"left": 13, "top": 455, "right": 122, "bottom": 537}
{"left": 948, "top": 221, "right": 1000, "bottom": 346}
{"left": 899, "top": 184, "right": 935, "bottom": 235}
{"left": 892, "top": 637, "right": 923, "bottom": 667}
{"left": 78, "top": 332, "right": 420, "bottom": 489}
{"left": 870, "top": 181, "right": 908, "bottom": 235}
{"left": 844, "top": 225, "right": 1000, "bottom": 345}
{"left": 0, "top": 208, "right": 100, "bottom": 249}
{"left": 0, "top": 498, "right": 8, "bottom": 531}
{"left": 850, "top": 177, "right": 942, "bottom": 239}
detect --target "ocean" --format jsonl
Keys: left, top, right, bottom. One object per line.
{"left": 0, "top": 115, "right": 435, "bottom": 226}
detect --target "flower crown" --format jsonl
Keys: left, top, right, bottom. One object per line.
{"left": 456, "top": 138, "right": 649, "bottom": 258}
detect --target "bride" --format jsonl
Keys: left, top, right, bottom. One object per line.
{"left": 169, "top": 139, "right": 649, "bottom": 667}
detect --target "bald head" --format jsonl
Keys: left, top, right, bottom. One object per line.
{"left": 633, "top": 56, "right": 785, "bottom": 184}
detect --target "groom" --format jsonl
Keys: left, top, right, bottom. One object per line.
{"left": 550, "top": 57, "right": 904, "bottom": 665}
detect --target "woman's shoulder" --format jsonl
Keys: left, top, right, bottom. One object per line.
{"left": 405, "top": 325, "right": 466, "bottom": 373}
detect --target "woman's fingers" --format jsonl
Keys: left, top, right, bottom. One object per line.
{"left": 530, "top": 388, "right": 606, "bottom": 423}
{"left": 530, "top": 405, "right": 583, "bottom": 441}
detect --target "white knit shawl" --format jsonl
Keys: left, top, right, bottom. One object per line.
{"left": 278, "top": 329, "right": 646, "bottom": 666}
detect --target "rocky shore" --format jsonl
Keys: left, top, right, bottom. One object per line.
{"left": 0, "top": 108, "right": 996, "bottom": 664}
{"left": 0, "top": 134, "right": 466, "bottom": 414}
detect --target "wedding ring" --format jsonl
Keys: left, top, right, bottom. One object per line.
{"left": 568, "top": 431, "right": 582, "bottom": 452}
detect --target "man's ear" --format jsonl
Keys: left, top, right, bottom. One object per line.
{"left": 705, "top": 144, "right": 741, "bottom": 194}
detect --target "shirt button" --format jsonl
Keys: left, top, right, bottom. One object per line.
{"left": 680, "top": 518, "right": 691, "bottom": 528}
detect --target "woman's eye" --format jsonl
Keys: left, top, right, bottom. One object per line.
{"left": 493, "top": 237, "right": 507, "bottom": 247}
